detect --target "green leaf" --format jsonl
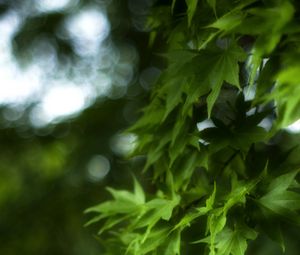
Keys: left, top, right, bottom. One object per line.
{"left": 185, "top": 0, "right": 198, "bottom": 27}
{"left": 128, "top": 98, "right": 165, "bottom": 132}
{"left": 245, "top": 2, "right": 294, "bottom": 87}
{"left": 174, "top": 208, "right": 206, "bottom": 231}
{"left": 173, "top": 151, "right": 200, "bottom": 191}
{"left": 209, "top": 12, "right": 244, "bottom": 32}
{"left": 174, "top": 183, "right": 216, "bottom": 231}
{"left": 223, "top": 180, "right": 257, "bottom": 213}
{"left": 171, "top": 0, "right": 177, "bottom": 13}
{"left": 207, "top": 0, "right": 259, "bottom": 33}
{"left": 147, "top": 197, "right": 180, "bottom": 222}
{"left": 207, "top": 42, "right": 246, "bottom": 117}
{"left": 206, "top": 0, "right": 216, "bottom": 15}
{"left": 200, "top": 178, "right": 259, "bottom": 254}
{"left": 258, "top": 170, "right": 300, "bottom": 225}
{"left": 206, "top": 182, "right": 217, "bottom": 210}
{"left": 207, "top": 80, "right": 223, "bottom": 118}
{"left": 133, "top": 177, "right": 146, "bottom": 204}
{"left": 106, "top": 187, "right": 142, "bottom": 206}
{"left": 97, "top": 215, "right": 130, "bottom": 235}
{"left": 266, "top": 170, "right": 300, "bottom": 194}
{"left": 143, "top": 130, "right": 172, "bottom": 171}
{"left": 85, "top": 199, "right": 138, "bottom": 215}
{"left": 214, "top": 225, "right": 257, "bottom": 255}
{"left": 163, "top": 81, "right": 183, "bottom": 120}
{"left": 206, "top": 210, "right": 227, "bottom": 254}
{"left": 125, "top": 226, "right": 170, "bottom": 255}
{"left": 85, "top": 178, "right": 145, "bottom": 230}
{"left": 164, "top": 229, "right": 181, "bottom": 255}
{"left": 133, "top": 195, "right": 180, "bottom": 243}
{"left": 85, "top": 1, "right": 300, "bottom": 254}
{"left": 195, "top": 225, "right": 257, "bottom": 255}
{"left": 270, "top": 65, "right": 300, "bottom": 127}
{"left": 84, "top": 214, "right": 107, "bottom": 227}
{"left": 158, "top": 50, "right": 198, "bottom": 121}
{"left": 247, "top": 53, "right": 261, "bottom": 87}
{"left": 255, "top": 58, "right": 279, "bottom": 98}
{"left": 232, "top": 126, "right": 267, "bottom": 151}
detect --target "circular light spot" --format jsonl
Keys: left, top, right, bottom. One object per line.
{"left": 87, "top": 155, "right": 110, "bottom": 182}
{"left": 110, "top": 133, "right": 137, "bottom": 156}
{"left": 65, "top": 8, "right": 110, "bottom": 56}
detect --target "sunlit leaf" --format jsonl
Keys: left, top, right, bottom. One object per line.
{"left": 164, "top": 229, "right": 181, "bottom": 255}
{"left": 214, "top": 226, "right": 257, "bottom": 255}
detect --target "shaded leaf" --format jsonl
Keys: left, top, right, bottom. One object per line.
{"left": 258, "top": 170, "right": 300, "bottom": 225}
{"left": 186, "top": 0, "right": 198, "bottom": 27}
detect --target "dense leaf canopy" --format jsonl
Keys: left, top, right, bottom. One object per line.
{"left": 87, "top": 0, "right": 300, "bottom": 255}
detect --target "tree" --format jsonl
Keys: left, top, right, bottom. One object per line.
{"left": 86, "top": 0, "right": 300, "bottom": 255}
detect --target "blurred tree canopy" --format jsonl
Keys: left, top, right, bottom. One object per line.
{"left": 0, "top": 0, "right": 155, "bottom": 254}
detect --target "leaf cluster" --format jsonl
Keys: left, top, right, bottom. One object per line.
{"left": 86, "top": 0, "right": 300, "bottom": 254}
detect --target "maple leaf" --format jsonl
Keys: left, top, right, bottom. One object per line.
{"left": 257, "top": 170, "right": 300, "bottom": 225}
{"left": 206, "top": 41, "right": 246, "bottom": 117}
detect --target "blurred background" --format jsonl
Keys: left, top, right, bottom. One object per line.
{"left": 0, "top": 0, "right": 160, "bottom": 254}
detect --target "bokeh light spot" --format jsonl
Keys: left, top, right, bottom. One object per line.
{"left": 286, "top": 119, "right": 300, "bottom": 133}
{"left": 35, "top": 0, "right": 78, "bottom": 12}
{"left": 110, "top": 133, "right": 137, "bottom": 156}
{"left": 87, "top": 155, "right": 110, "bottom": 182}
{"left": 65, "top": 8, "right": 110, "bottom": 56}
{"left": 30, "top": 84, "right": 88, "bottom": 127}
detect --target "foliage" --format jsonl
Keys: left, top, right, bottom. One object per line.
{"left": 87, "top": 0, "right": 300, "bottom": 254}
